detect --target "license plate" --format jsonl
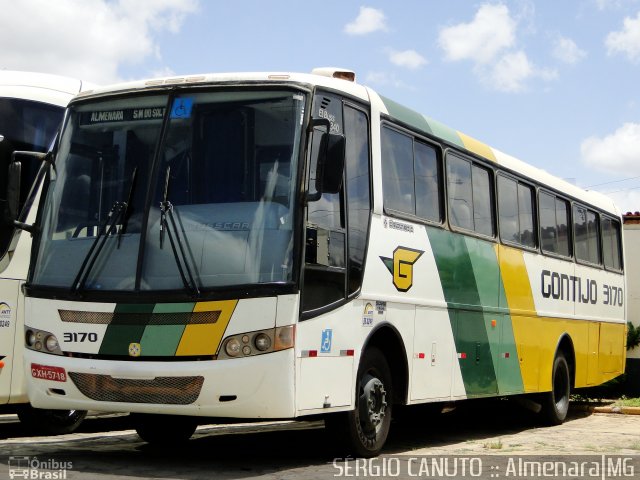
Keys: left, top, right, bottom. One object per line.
{"left": 31, "top": 363, "right": 67, "bottom": 382}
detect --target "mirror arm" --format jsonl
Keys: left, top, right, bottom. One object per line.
{"left": 12, "top": 220, "right": 38, "bottom": 235}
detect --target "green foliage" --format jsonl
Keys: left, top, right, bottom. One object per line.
{"left": 628, "top": 322, "right": 640, "bottom": 351}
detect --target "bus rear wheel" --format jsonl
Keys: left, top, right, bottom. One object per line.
{"left": 540, "top": 352, "right": 571, "bottom": 425}
{"left": 326, "top": 347, "right": 392, "bottom": 457}
{"left": 131, "top": 413, "right": 198, "bottom": 444}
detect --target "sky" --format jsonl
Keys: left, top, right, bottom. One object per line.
{"left": 2, "top": 0, "right": 640, "bottom": 212}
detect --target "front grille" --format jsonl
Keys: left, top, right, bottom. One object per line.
{"left": 69, "top": 373, "right": 204, "bottom": 404}
{"left": 59, "top": 310, "right": 221, "bottom": 325}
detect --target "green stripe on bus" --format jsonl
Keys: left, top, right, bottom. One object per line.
{"left": 380, "top": 95, "right": 433, "bottom": 135}
{"left": 423, "top": 115, "right": 465, "bottom": 149}
{"left": 139, "top": 325, "right": 186, "bottom": 356}
{"left": 99, "top": 304, "right": 155, "bottom": 355}
{"left": 427, "top": 228, "right": 501, "bottom": 396}
{"left": 465, "top": 240, "right": 524, "bottom": 394}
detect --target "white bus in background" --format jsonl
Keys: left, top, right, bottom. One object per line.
{"left": 0, "top": 70, "right": 91, "bottom": 433}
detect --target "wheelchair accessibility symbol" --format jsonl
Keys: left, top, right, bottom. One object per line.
{"left": 170, "top": 97, "right": 193, "bottom": 119}
{"left": 321, "top": 329, "right": 332, "bottom": 353}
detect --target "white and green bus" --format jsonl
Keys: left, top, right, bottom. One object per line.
{"left": 18, "top": 69, "right": 625, "bottom": 456}
{"left": 0, "top": 70, "right": 90, "bottom": 433}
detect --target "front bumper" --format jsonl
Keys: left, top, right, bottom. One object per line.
{"left": 25, "top": 348, "right": 296, "bottom": 418}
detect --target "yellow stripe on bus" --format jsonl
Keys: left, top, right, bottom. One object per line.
{"left": 175, "top": 300, "right": 238, "bottom": 356}
{"left": 458, "top": 132, "right": 497, "bottom": 163}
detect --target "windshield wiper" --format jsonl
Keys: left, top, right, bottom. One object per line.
{"left": 159, "top": 166, "right": 200, "bottom": 296}
{"left": 71, "top": 168, "right": 137, "bottom": 292}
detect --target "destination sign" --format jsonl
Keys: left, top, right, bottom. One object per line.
{"left": 80, "top": 107, "right": 166, "bottom": 125}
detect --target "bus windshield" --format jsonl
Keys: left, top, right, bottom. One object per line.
{"left": 32, "top": 89, "right": 305, "bottom": 293}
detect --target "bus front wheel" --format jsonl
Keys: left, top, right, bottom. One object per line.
{"left": 17, "top": 405, "right": 87, "bottom": 435}
{"left": 540, "top": 352, "right": 571, "bottom": 425}
{"left": 326, "top": 347, "right": 393, "bottom": 457}
{"left": 132, "top": 413, "right": 198, "bottom": 444}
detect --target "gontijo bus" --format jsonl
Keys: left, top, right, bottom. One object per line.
{"left": 18, "top": 68, "right": 625, "bottom": 456}
{"left": 0, "top": 70, "right": 90, "bottom": 433}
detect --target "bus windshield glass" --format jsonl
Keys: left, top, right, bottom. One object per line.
{"left": 32, "top": 89, "right": 305, "bottom": 293}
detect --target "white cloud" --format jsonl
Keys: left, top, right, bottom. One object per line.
{"left": 438, "top": 4, "right": 516, "bottom": 64}
{"left": 606, "top": 12, "right": 640, "bottom": 62}
{"left": 438, "top": 4, "right": 555, "bottom": 93}
{"left": 581, "top": 123, "right": 640, "bottom": 173}
{"left": 387, "top": 49, "right": 427, "bottom": 70}
{"left": 344, "top": 6, "right": 387, "bottom": 35}
{"left": 486, "top": 51, "right": 533, "bottom": 92}
{"left": 0, "top": 0, "right": 198, "bottom": 84}
{"left": 553, "top": 37, "right": 587, "bottom": 64}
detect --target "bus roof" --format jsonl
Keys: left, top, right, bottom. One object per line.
{"left": 0, "top": 70, "right": 89, "bottom": 107}
{"left": 73, "top": 69, "right": 619, "bottom": 216}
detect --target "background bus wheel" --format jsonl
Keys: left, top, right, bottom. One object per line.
{"left": 17, "top": 405, "right": 87, "bottom": 435}
{"left": 325, "top": 347, "right": 392, "bottom": 457}
{"left": 132, "top": 413, "right": 198, "bottom": 444}
{"left": 540, "top": 352, "right": 570, "bottom": 425}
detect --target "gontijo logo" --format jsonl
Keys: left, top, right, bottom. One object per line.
{"left": 380, "top": 247, "right": 424, "bottom": 292}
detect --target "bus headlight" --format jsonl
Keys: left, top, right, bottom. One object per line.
{"left": 225, "top": 338, "right": 242, "bottom": 357}
{"left": 219, "top": 325, "right": 295, "bottom": 360}
{"left": 254, "top": 333, "right": 272, "bottom": 352}
{"left": 45, "top": 335, "right": 60, "bottom": 352}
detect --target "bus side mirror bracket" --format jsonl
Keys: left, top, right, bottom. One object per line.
{"left": 4, "top": 151, "right": 47, "bottom": 234}
{"left": 307, "top": 119, "right": 345, "bottom": 202}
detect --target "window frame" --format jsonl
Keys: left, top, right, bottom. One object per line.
{"left": 537, "top": 189, "right": 573, "bottom": 260}
{"left": 496, "top": 172, "right": 538, "bottom": 251}
{"left": 601, "top": 215, "right": 623, "bottom": 273}
{"left": 572, "top": 202, "right": 602, "bottom": 267}
{"left": 380, "top": 121, "right": 444, "bottom": 227}
{"left": 445, "top": 151, "right": 496, "bottom": 241}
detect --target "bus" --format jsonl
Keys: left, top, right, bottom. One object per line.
{"left": 17, "top": 68, "right": 626, "bottom": 456}
{"left": 0, "top": 70, "right": 90, "bottom": 434}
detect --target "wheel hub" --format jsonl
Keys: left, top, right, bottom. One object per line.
{"left": 359, "top": 374, "right": 387, "bottom": 433}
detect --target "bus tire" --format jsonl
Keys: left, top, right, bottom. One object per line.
{"left": 17, "top": 405, "right": 87, "bottom": 435}
{"left": 132, "top": 413, "right": 197, "bottom": 444}
{"left": 540, "top": 352, "right": 571, "bottom": 425}
{"left": 325, "top": 347, "right": 392, "bottom": 457}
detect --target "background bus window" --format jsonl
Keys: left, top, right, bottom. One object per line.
{"left": 0, "top": 98, "right": 63, "bottom": 258}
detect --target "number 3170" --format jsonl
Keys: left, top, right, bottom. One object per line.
{"left": 63, "top": 332, "right": 98, "bottom": 342}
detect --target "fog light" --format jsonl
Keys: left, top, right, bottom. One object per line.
{"left": 225, "top": 338, "right": 241, "bottom": 357}
{"left": 45, "top": 335, "right": 59, "bottom": 352}
{"left": 254, "top": 333, "right": 272, "bottom": 351}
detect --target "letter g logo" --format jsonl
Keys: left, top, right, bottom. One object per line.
{"left": 380, "top": 247, "right": 424, "bottom": 292}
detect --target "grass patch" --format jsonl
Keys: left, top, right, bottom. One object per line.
{"left": 613, "top": 397, "right": 640, "bottom": 407}
{"left": 629, "top": 442, "right": 640, "bottom": 451}
{"left": 483, "top": 439, "right": 503, "bottom": 450}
